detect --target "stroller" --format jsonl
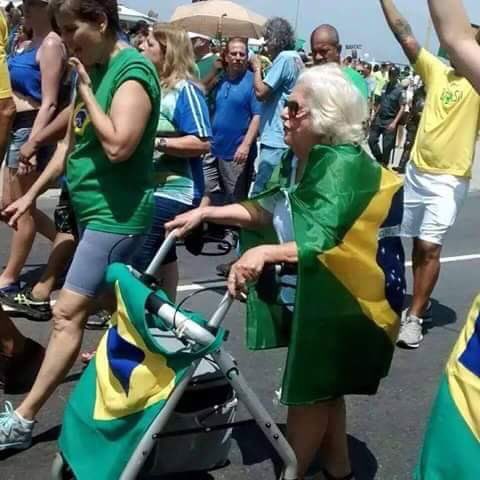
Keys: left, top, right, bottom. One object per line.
{"left": 51, "top": 230, "right": 298, "bottom": 480}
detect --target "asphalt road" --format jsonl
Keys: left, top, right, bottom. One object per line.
{"left": 1, "top": 191, "right": 480, "bottom": 480}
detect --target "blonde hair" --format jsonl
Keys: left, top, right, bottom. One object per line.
{"left": 152, "top": 24, "right": 199, "bottom": 90}
{"left": 296, "top": 64, "right": 368, "bottom": 145}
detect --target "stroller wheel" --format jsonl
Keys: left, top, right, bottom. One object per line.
{"left": 51, "top": 453, "right": 74, "bottom": 480}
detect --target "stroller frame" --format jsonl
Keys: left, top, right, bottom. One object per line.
{"left": 52, "top": 230, "right": 298, "bottom": 480}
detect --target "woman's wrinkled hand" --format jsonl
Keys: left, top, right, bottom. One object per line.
{"left": 165, "top": 207, "right": 206, "bottom": 239}
{"left": 1, "top": 193, "right": 34, "bottom": 229}
{"left": 228, "top": 247, "right": 267, "bottom": 300}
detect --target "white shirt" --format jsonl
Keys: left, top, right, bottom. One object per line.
{"left": 258, "top": 157, "right": 298, "bottom": 309}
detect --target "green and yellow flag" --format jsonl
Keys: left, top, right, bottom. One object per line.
{"left": 241, "top": 145, "right": 405, "bottom": 405}
{"left": 59, "top": 263, "right": 223, "bottom": 479}
{"left": 415, "top": 295, "right": 480, "bottom": 480}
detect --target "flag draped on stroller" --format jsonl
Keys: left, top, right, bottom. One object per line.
{"left": 59, "top": 263, "right": 224, "bottom": 480}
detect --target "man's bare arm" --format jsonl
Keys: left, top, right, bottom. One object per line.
{"left": 380, "top": 0, "right": 421, "bottom": 64}
{"left": 428, "top": 0, "right": 480, "bottom": 93}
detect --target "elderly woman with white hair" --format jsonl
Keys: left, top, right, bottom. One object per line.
{"left": 167, "top": 64, "right": 405, "bottom": 480}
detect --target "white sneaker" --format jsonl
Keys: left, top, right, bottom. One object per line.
{"left": 397, "top": 312, "right": 423, "bottom": 348}
{"left": 0, "top": 401, "right": 34, "bottom": 451}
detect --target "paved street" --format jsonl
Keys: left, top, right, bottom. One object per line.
{"left": 1, "top": 190, "right": 480, "bottom": 480}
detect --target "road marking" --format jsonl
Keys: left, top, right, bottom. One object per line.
{"left": 405, "top": 253, "right": 480, "bottom": 268}
{"left": 4, "top": 253, "right": 480, "bottom": 314}
{"left": 177, "top": 280, "right": 226, "bottom": 292}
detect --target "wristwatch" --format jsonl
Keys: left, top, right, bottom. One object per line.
{"left": 155, "top": 137, "right": 168, "bottom": 151}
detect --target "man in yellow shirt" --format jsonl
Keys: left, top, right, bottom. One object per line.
{"left": 373, "top": 63, "right": 389, "bottom": 106}
{"left": 380, "top": 0, "right": 480, "bottom": 348}
{"left": 0, "top": 9, "right": 15, "bottom": 166}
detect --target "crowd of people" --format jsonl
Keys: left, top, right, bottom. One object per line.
{"left": 0, "top": 0, "right": 478, "bottom": 479}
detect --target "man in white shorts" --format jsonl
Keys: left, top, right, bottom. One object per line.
{"left": 380, "top": 0, "right": 480, "bottom": 348}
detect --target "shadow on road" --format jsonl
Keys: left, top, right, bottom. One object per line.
{"left": 232, "top": 420, "right": 378, "bottom": 479}
{"left": 349, "top": 434, "right": 378, "bottom": 480}
{"left": 144, "top": 472, "right": 215, "bottom": 479}
{"left": 404, "top": 295, "right": 457, "bottom": 330}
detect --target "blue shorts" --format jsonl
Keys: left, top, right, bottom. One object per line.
{"left": 63, "top": 229, "right": 144, "bottom": 298}
{"left": 133, "top": 196, "right": 195, "bottom": 271}
{"left": 5, "top": 126, "right": 53, "bottom": 170}
{"left": 251, "top": 145, "right": 288, "bottom": 196}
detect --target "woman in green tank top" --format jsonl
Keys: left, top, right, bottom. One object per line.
{"left": 0, "top": 0, "right": 161, "bottom": 451}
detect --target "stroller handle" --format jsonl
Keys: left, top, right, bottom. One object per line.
{"left": 145, "top": 229, "right": 180, "bottom": 277}
{"left": 143, "top": 230, "right": 296, "bottom": 347}
{"left": 143, "top": 229, "right": 234, "bottom": 347}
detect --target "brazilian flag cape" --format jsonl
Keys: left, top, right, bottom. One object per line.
{"left": 241, "top": 144, "right": 405, "bottom": 405}
{"left": 415, "top": 295, "right": 480, "bottom": 480}
{"left": 58, "top": 263, "right": 224, "bottom": 480}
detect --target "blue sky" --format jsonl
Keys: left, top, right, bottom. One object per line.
{"left": 125, "top": 0, "right": 480, "bottom": 64}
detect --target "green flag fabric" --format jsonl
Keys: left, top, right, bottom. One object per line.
{"left": 241, "top": 144, "right": 405, "bottom": 405}
{"left": 58, "top": 263, "right": 224, "bottom": 479}
{"left": 415, "top": 295, "right": 480, "bottom": 480}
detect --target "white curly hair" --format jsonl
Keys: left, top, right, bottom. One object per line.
{"left": 296, "top": 64, "right": 368, "bottom": 145}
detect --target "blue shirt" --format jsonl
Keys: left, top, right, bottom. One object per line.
{"left": 212, "top": 70, "right": 261, "bottom": 160}
{"left": 260, "top": 50, "right": 303, "bottom": 148}
{"left": 8, "top": 46, "right": 42, "bottom": 102}
{"left": 154, "top": 80, "right": 212, "bottom": 206}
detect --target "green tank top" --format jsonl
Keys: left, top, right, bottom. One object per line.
{"left": 67, "top": 48, "right": 160, "bottom": 234}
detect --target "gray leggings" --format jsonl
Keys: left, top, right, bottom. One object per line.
{"left": 63, "top": 229, "right": 144, "bottom": 298}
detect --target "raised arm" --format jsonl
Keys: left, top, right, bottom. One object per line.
{"left": 250, "top": 55, "right": 272, "bottom": 101}
{"left": 379, "top": 0, "right": 421, "bottom": 64}
{"left": 428, "top": 0, "right": 480, "bottom": 93}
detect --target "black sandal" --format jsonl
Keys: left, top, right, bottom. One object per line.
{"left": 322, "top": 469, "right": 354, "bottom": 480}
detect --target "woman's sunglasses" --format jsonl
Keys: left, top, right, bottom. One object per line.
{"left": 284, "top": 99, "right": 309, "bottom": 119}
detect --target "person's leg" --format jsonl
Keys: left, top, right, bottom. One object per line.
{"left": 0, "top": 307, "right": 26, "bottom": 356}
{"left": 367, "top": 124, "right": 383, "bottom": 164}
{"left": 409, "top": 238, "right": 441, "bottom": 318}
{"left": 0, "top": 306, "right": 45, "bottom": 393}
{"left": 0, "top": 98, "right": 15, "bottom": 166}
{"left": 13, "top": 228, "right": 140, "bottom": 418}
{"left": 133, "top": 197, "right": 191, "bottom": 301}
{"left": 201, "top": 153, "right": 223, "bottom": 207}
{"left": 32, "top": 187, "right": 78, "bottom": 299}
{"left": 16, "top": 288, "right": 93, "bottom": 420}
{"left": 157, "top": 261, "right": 179, "bottom": 302}
{"left": 217, "top": 159, "right": 238, "bottom": 205}
{"left": 320, "top": 398, "right": 352, "bottom": 479}
{"left": 382, "top": 128, "right": 396, "bottom": 167}
{"left": 0, "top": 133, "right": 54, "bottom": 288}
{"left": 31, "top": 232, "right": 76, "bottom": 300}
{"left": 0, "top": 201, "right": 37, "bottom": 288}
{"left": 218, "top": 157, "right": 252, "bottom": 204}
{"left": 286, "top": 402, "right": 331, "bottom": 479}
{"left": 32, "top": 208, "right": 56, "bottom": 242}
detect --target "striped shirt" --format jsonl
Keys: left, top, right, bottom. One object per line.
{"left": 154, "top": 80, "right": 212, "bottom": 206}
